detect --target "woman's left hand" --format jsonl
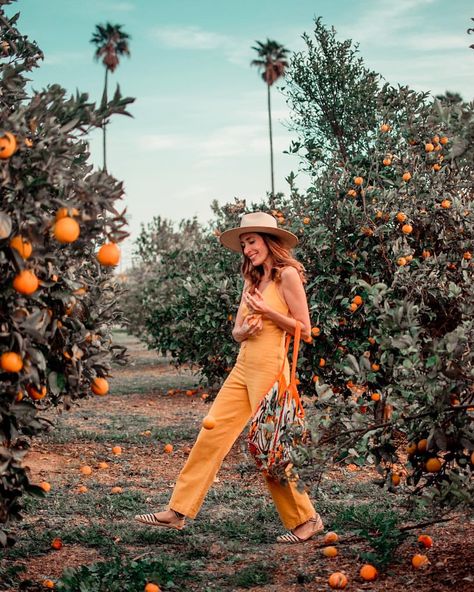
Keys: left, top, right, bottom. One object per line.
{"left": 243, "top": 289, "right": 270, "bottom": 316}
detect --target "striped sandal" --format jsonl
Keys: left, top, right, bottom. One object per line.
{"left": 134, "top": 511, "right": 185, "bottom": 531}
{"left": 276, "top": 514, "right": 324, "bottom": 544}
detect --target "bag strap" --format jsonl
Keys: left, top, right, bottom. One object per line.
{"left": 290, "top": 321, "right": 301, "bottom": 386}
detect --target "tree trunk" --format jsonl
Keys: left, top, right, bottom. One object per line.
{"left": 267, "top": 83, "right": 275, "bottom": 204}
{"left": 102, "top": 67, "right": 108, "bottom": 171}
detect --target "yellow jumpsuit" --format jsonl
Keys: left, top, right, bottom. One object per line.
{"left": 168, "top": 280, "right": 316, "bottom": 529}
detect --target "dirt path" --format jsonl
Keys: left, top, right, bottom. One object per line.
{"left": 1, "top": 332, "right": 473, "bottom": 592}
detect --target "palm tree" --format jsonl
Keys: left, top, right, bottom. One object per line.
{"left": 91, "top": 23, "right": 131, "bottom": 171}
{"left": 251, "top": 39, "right": 289, "bottom": 200}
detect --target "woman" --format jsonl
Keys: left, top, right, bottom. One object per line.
{"left": 135, "top": 211, "right": 324, "bottom": 543}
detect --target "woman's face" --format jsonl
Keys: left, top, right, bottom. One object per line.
{"left": 240, "top": 232, "right": 270, "bottom": 266}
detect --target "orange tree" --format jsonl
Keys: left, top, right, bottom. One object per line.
{"left": 276, "top": 18, "right": 474, "bottom": 506}
{"left": 0, "top": 2, "right": 131, "bottom": 545}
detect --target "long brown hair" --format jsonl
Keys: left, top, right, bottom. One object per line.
{"left": 241, "top": 233, "right": 306, "bottom": 291}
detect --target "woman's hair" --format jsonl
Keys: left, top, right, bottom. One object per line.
{"left": 241, "top": 233, "right": 306, "bottom": 291}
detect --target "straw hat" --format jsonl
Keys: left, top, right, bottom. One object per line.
{"left": 219, "top": 211, "right": 298, "bottom": 253}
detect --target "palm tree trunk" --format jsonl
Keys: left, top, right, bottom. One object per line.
{"left": 267, "top": 83, "right": 275, "bottom": 203}
{"left": 102, "top": 67, "right": 108, "bottom": 171}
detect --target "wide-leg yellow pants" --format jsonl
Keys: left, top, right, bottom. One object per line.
{"left": 168, "top": 339, "right": 316, "bottom": 529}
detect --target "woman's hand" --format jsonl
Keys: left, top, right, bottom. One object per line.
{"left": 243, "top": 289, "right": 270, "bottom": 316}
{"left": 233, "top": 313, "right": 263, "bottom": 342}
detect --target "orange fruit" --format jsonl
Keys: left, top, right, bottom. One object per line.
{"left": 425, "top": 457, "right": 442, "bottom": 472}
{"left": 311, "top": 326, "right": 321, "bottom": 337}
{"left": 201, "top": 393, "right": 209, "bottom": 400}
{"left": 10, "top": 235, "right": 33, "bottom": 259}
{"left": 80, "top": 465, "right": 92, "bottom": 476}
{"left": 1, "top": 351, "right": 23, "bottom": 373}
{"left": 368, "top": 336, "right": 376, "bottom": 345}
{"left": 396, "top": 212, "right": 407, "bottom": 223}
{"left": 98, "top": 462, "right": 109, "bottom": 469}
{"left": 164, "top": 443, "right": 174, "bottom": 453}
{"left": 422, "top": 250, "right": 431, "bottom": 259}
{"left": 380, "top": 123, "right": 390, "bottom": 132}
{"left": 412, "top": 554, "right": 429, "bottom": 568}
{"left": 354, "top": 176, "right": 364, "bottom": 186}
{"left": 417, "top": 439, "right": 428, "bottom": 453}
{"left": 397, "top": 257, "right": 408, "bottom": 266}
{"left": 13, "top": 269, "right": 39, "bottom": 295}
{"left": 463, "top": 251, "right": 472, "bottom": 260}
{"left": 144, "top": 584, "right": 161, "bottom": 592}
{"left": 328, "top": 572, "right": 348, "bottom": 589}
{"left": 432, "top": 163, "right": 441, "bottom": 171}
{"left": 425, "top": 143, "right": 434, "bottom": 152}
{"left": 441, "top": 199, "right": 451, "bottom": 209}
{"left": 77, "top": 485, "right": 88, "bottom": 494}
{"left": 53, "top": 216, "right": 80, "bottom": 243}
{"left": 371, "top": 363, "right": 380, "bottom": 372}
{"left": 361, "top": 226, "right": 373, "bottom": 236}
{"left": 0, "top": 132, "right": 17, "bottom": 159}
{"left": 91, "top": 377, "right": 109, "bottom": 396}
{"left": 402, "top": 171, "right": 412, "bottom": 182}
{"left": 42, "top": 579, "right": 55, "bottom": 589}
{"left": 324, "top": 531, "right": 339, "bottom": 544}
{"left": 112, "top": 446, "right": 122, "bottom": 455}
{"left": 360, "top": 564, "right": 378, "bottom": 581}
{"left": 418, "top": 534, "right": 433, "bottom": 548}
{"left": 440, "top": 136, "right": 448, "bottom": 145}
{"left": 27, "top": 384, "right": 47, "bottom": 400}
{"left": 322, "top": 546, "right": 338, "bottom": 557}
{"left": 97, "top": 242, "right": 121, "bottom": 266}
{"left": 312, "top": 375, "right": 319, "bottom": 383}
{"left": 382, "top": 157, "right": 392, "bottom": 166}
{"left": 352, "top": 295, "right": 363, "bottom": 306}
{"left": 347, "top": 189, "right": 357, "bottom": 197}
{"left": 303, "top": 217, "right": 310, "bottom": 224}
{"left": 406, "top": 442, "right": 417, "bottom": 455}
{"left": 402, "top": 224, "right": 413, "bottom": 234}
{"left": 319, "top": 358, "right": 326, "bottom": 367}
{"left": 202, "top": 415, "right": 216, "bottom": 430}
{"left": 349, "top": 302, "right": 358, "bottom": 312}
{"left": 55, "top": 207, "right": 79, "bottom": 221}
{"left": 51, "top": 538, "right": 62, "bottom": 550}
{"left": 111, "top": 486, "right": 123, "bottom": 494}
{"left": 391, "top": 473, "right": 401, "bottom": 486}
{"left": 371, "top": 393, "right": 381, "bottom": 401}
{"left": 39, "top": 481, "right": 51, "bottom": 492}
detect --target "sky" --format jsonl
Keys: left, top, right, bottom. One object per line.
{"left": 5, "top": 0, "right": 474, "bottom": 269}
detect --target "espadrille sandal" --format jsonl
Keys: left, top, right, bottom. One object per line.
{"left": 276, "top": 514, "right": 324, "bottom": 544}
{"left": 134, "top": 512, "right": 185, "bottom": 530}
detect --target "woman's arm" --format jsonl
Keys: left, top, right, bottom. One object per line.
{"left": 242, "top": 267, "right": 311, "bottom": 341}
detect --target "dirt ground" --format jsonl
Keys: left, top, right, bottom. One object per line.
{"left": 2, "top": 333, "right": 474, "bottom": 592}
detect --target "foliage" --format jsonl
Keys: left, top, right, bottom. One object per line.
{"left": 0, "top": 1, "right": 132, "bottom": 544}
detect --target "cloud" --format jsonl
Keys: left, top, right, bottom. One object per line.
{"left": 141, "top": 133, "right": 188, "bottom": 150}
{"left": 42, "top": 51, "right": 89, "bottom": 66}
{"left": 150, "top": 25, "right": 230, "bottom": 50}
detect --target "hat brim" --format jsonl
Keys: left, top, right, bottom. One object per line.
{"left": 219, "top": 226, "right": 299, "bottom": 253}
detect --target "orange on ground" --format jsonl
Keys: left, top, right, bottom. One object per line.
{"left": 27, "top": 384, "right": 47, "bottom": 400}
{"left": 13, "top": 269, "right": 39, "bottom": 295}
{"left": 402, "top": 224, "right": 413, "bottom": 234}
{"left": 164, "top": 443, "right": 174, "bottom": 453}
{"left": 354, "top": 176, "right": 363, "bottom": 186}
{"left": 324, "top": 531, "right": 339, "bottom": 544}
{"left": 360, "top": 564, "right": 378, "bottom": 581}
{"left": 77, "top": 485, "right": 88, "bottom": 494}
{"left": 418, "top": 534, "right": 433, "bottom": 548}
{"left": 111, "top": 486, "right": 123, "bottom": 494}
{"left": 91, "top": 377, "right": 109, "bottom": 396}
{"left": 112, "top": 446, "right": 122, "bottom": 455}
{"left": 441, "top": 199, "right": 451, "bottom": 209}
{"left": 97, "top": 242, "right": 121, "bottom": 266}
{"left": 425, "top": 457, "right": 442, "bottom": 473}
{"left": 201, "top": 393, "right": 209, "bottom": 400}
{"left": 371, "top": 393, "right": 381, "bottom": 401}
{"left": 80, "top": 465, "right": 92, "bottom": 476}
{"left": 391, "top": 473, "right": 401, "bottom": 486}
{"left": 10, "top": 235, "right": 33, "bottom": 259}
{"left": 402, "top": 171, "right": 412, "bottom": 182}
{"left": 412, "top": 554, "right": 430, "bottom": 569}
{"left": 51, "top": 538, "right": 62, "bottom": 550}
{"left": 202, "top": 415, "right": 216, "bottom": 430}
{"left": 322, "top": 546, "right": 338, "bottom": 557}
{"left": 1, "top": 351, "right": 23, "bottom": 373}
{"left": 311, "top": 326, "right": 321, "bottom": 337}
{"left": 98, "top": 462, "right": 109, "bottom": 469}
{"left": 42, "top": 580, "right": 55, "bottom": 589}
{"left": 39, "top": 481, "right": 51, "bottom": 492}
{"left": 144, "top": 584, "right": 161, "bottom": 592}
{"left": 0, "top": 132, "right": 17, "bottom": 158}
{"left": 417, "top": 439, "right": 428, "bottom": 452}
{"left": 328, "top": 572, "right": 348, "bottom": 589}
{"left": 53, "top": 216, "right": 80, "bottom": 243}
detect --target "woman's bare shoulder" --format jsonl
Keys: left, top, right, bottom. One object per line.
{"left": 280, "top": 266, "right": 301, "bottom": 284}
